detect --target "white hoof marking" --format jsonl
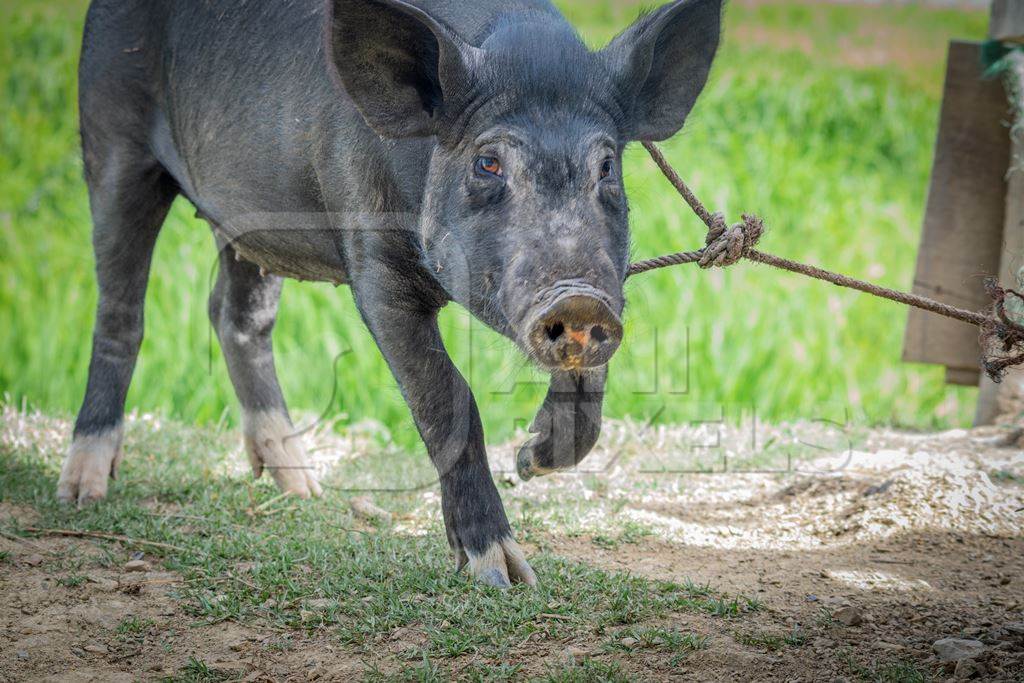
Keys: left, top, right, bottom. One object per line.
{"left": 56, "top": 426, "right": 124, "bottom": 506}
{"left": 243, "top": 411, "right": 322, "bottom": 498}
{"left": 466, "top": 537, "right": 537, "bottom": 588}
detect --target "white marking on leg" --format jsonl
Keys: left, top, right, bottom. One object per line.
{"left": 466, "top": 537, "right": 537, "bottom": 588}
{"left": 57, "top": 425, "right": 124, "bottom": 506}
{"left": 243, "top": 410, "right": 322, "bottom": 499}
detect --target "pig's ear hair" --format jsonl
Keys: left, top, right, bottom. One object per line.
{"left": 327, "top": 0, "right": 480, "bottom": 138}
{"left": 602, "top": 0, "right": 723, "bottom": 141}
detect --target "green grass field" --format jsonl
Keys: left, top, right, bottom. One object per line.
{"left": 0, "top": 0, "right": 988, "bottom": 449}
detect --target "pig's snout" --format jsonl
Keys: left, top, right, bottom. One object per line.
{"left": 525, "top": 294, "right": 622, "bottom": 370}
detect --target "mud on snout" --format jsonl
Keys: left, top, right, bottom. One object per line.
{"left": 515, "top": 280, "right": 623, "bottom": 371}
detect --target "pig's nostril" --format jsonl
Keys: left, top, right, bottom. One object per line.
{"left": 545, "top": 322, "right": 565, "bottom": 342}
{"left": 527, "top": 293, "right": 622, "bottom": 369}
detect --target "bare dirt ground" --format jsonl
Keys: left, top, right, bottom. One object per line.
{"left": 1, "top": 416, "right": 1023, "bottom": 681}
{"left": 491, "top": 421, "right": 1024, "bottom": 680}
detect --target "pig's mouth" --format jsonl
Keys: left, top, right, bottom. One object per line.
{"left": 517, "top": 282, "right": 623, "bottom": 371}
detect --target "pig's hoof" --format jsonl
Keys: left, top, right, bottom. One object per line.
{"left": 516, "top": 442, "right": 558, "bottom": 481}
{"left": 56, "top": 427, "right": 124, "bottom": 507}
{"left": 243, "top": 411, "right": 322, "bottom": 498}
{"left": 465, "top": 537, "right": 537, "bottom": 588}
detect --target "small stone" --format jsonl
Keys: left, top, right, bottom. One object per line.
{"left": 349, "top": 496, "right": 392, "bottom": 523}
{"left": 834, "top": 606, "right": 863, "bottom": 627}
{"left": 566, "top": 646, "right": 588, "bottom": 662}
{"left": 24, "top": 554, "right": 44, "bottom": 567}
{"left": 83, "top": 644, "right": 108, "bottom": 654}
{"left": 620, "top": 637, "right": 637, "bottom": 648}
{"left": 210, "top": 659, "right": 248, "bottom": 675}
{"left": 306, "top": 598, "right": 337, "bottom": 610}
{"left": 16, "top": 651, "right": 28, "bottom": 660}
{"left": 933, "top": 638, "right": 985, "bottom": 662}
{"left": 123, "top": 560, "right": 151, "bottom": 572}
{"left": 954, "top": 657, "right": 983, "bottom": 679}
{"left": 1004, "top": 622, "right": 1024, "bottom": 636}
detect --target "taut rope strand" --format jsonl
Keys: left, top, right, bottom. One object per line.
{"left": 630, "top": 141, "right": 1024, "bottom": 382}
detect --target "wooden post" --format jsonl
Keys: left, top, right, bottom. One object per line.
{"left": 976, "top": 41, "right": 1024, "bottom": 425}
{"left": 991, "top": 0, "right": 1024, "bottom": 44}
{"left": 903, "top": 3, "right": 1024, "bottom": 424}
{"left": 902, "top": 42, "right": 1009, "bottom": 383}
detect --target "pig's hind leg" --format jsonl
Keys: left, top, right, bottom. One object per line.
{"left": 59, "top": 148, "right": 177, "bottom": 505}
{"left": 208, "top": 243, "right": 321, "bottom": 498}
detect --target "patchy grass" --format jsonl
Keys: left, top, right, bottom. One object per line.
{"left": 589, "top": 521, "right": 653, "bottom": 550}
{"left": 0, "top": 408, "right": 760, "bottom": 677}
{"left": 116, "top": 616, "right": 155, "bottom": 638}
{"left": 734, "top": 627, "right": 807, "bottom": 652}
{"left": 164, "top": 656, "right": 235, "bottom": 683}
{"left": 5, "top": 404, "right": 1021, "bottom": 680}
{"left": 839, "top": 651, "right": 929, "bottom": 683}
{"left": 538, "top": 659, "right": 632, "bottom": 683}
{"left": 602, "top": 625, "right": 709, "bottom": 666}
{"left": 55, "top": 573, "right": 86, "bottom": 587}
{"left": 0, "top": 0, "right": 986, "bottom": 451}
{"left": 991, "top": 469, "right": 1024, "bottom": 485}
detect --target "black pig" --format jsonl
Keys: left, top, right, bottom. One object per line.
{"left": 62, "top": 0, "right": 722, "bottom": 586}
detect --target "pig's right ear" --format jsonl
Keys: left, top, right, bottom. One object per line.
{"left": 328, "top": 0, "right": 479, "bottom": 138}
{"left": 602, "top": 0, "right": 723, "bottom": 141}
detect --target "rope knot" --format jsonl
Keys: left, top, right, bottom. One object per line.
{"left": 980, "top": 279, "right": 1024, "bottom": 382}
{"left": 699, "top": 212, "right": 764, "bottom": 269}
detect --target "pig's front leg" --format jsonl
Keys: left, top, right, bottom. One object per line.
{"left": 352, "top": 284, "right": 536, "bottom": 588}
{"left": 517, "top": 367, "right": 607, "bottom": 480}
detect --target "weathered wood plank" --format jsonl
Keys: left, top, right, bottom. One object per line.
{"left": 902, "top": 41, "right": 1009, "bottom": 374}
{"left": 975, "top": 50, "right": 1024, "bottom": 424}
{"left": 990, "top": 0, "right": 1024, "bottom": 43}
{"left": 946, "top": 367, "right": 980, "bottom": 387}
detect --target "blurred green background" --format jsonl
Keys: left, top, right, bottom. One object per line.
{"left": 0, "top": 0, "right": 987, "bottom": 448}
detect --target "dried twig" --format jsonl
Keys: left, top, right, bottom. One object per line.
{"left": 20, "top": 527, "right": 185, "bottom": 553}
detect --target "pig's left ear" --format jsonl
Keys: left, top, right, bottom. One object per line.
{"left": 602, "top": 0, "right": 723, "bottom": 141}
{"left": 327, "top": 0, "right": 480, "bottom": 138}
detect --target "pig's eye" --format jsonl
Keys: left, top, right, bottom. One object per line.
{"left": 475, "top": 156, "right": 503, "bottom": 178}
{"left": 600, "top": 158, "right": 615, "bottom": 181}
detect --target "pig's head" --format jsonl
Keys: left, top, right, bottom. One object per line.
{"left": 330, "top": 0, "right": 722, "bottom": 370}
